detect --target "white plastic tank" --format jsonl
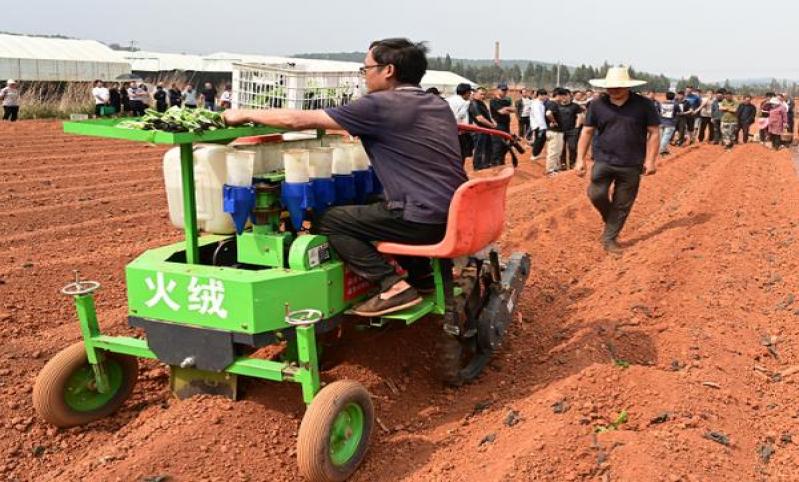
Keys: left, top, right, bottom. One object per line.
{"left": 258, "top": 142, "right": 284, "bottom": 174}
{"left": 331, "top": 145, "right": 353, "bottom": 175}
{"left": 283, "top": 149, "right": 310, "bottom": 183}
{"left": 349, "top": 142, "right": 371, "bottom": 171}
{"left": 226, "top": 148, "right": 255, "bottom": 187}
{"left": 163, "top": 144, "right": 236, "bottom": 234}
{"left": 308, "top": 147, "right": 334, "bottom": 178}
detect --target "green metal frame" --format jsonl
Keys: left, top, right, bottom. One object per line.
{"left": 60, "top": 119, "right": 459, "bottom": 409}
{"left": 73, "top": 292, "right": 321, "bottom": 403}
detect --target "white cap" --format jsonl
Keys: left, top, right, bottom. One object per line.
{"left": 6, "top": 79, "right": 16, "bottom": 85}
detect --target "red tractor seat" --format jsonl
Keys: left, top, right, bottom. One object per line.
{"left": 377, "top": 167, "right": 514, "bottom": 258}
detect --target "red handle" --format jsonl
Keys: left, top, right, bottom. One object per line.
{"left": 457, "top": 123, "right": 514, "bottom": 141}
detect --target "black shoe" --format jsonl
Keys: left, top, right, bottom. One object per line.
{"left": 351, "top": 287, "right": 422, "bottom": 317}
{"left": 602, "top": 239, "right": 624, "bottom": 255}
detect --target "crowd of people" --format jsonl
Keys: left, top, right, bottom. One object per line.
{"left": 447, "top": 83, "right": 598, "bottom": 175}
{"left": 653, "top": 87, "right": 794, "bottom": 153}
{"left": 90, "top": 80, "right": 233, "bottom": 118}
{"left": 445, "top": 82, "right": 797, "bottom": 175}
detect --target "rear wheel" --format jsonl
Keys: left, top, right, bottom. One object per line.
{"left": 33, "top": 341, "right": 139, "bottom": 427}
{"left": 297, "top": 380, "right": 374, "bottom": 482}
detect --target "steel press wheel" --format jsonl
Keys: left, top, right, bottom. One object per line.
{"left": 297, "top": 380, "right": 374, "bottom": 482}
{"left": 33, "top": 341, "right": 138, "bottom": 427}
{"left": 436, "top": 330, "right": 491, "bottom": 386}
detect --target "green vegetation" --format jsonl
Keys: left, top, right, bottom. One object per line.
{"left": 118, "top": 106, "right": 226, "bottom": 132}
{"left": 595, "top": 410, "right": 629, "bottom": 433}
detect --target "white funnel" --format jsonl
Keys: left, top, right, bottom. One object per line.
{"left": 283, "top": 149, "right": 310, "bottom": 183}
{"left": 308, "top": 147, "right": 334, "bottom": 178}
{"left": 331, "top": 145, "right": 353, "bottom": 175}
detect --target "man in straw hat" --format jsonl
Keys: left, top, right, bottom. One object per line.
{"left": 575, "top": 66, "right": 660, "bottom": 254}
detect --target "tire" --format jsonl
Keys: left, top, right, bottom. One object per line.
{"left": 436, "top": 330, "right": 491, "bottom": 386}
{"left": 33, "top": 341, "right": 139, "bottom": 428}
{"left": 297, "top": 380, "right": 374, "bottom": 482}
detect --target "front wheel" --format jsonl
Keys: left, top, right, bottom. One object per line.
{"left": 33, "top": 341, "right": 139, "bottom": 427}
{"left": 297, "top": 380, "right": 374, "bottom": 482}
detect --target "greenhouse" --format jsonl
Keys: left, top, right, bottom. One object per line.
{"left": 0, "top": 33, "right": 131, "bottom": 82}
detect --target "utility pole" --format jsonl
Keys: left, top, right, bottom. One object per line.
{"left": 556, "top": 62, "right": 561, "bottom": 87}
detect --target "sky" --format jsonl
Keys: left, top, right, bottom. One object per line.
{"left": 3, "top": 0, "right": 798, "bottom": 82}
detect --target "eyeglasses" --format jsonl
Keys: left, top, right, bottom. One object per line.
{"left": 359, "top": 64, "right": 387, "bottom": 75}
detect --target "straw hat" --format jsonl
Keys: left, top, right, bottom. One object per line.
{"left": 589, "top": 67, "right": 646, "bottom": 88}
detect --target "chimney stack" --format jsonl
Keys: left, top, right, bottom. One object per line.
{"left": 494, "top": 41, "right": 500, "bottom": 66}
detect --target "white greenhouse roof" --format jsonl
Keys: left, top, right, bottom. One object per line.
{"left": 0, "top": 34, "right": 127, "bottom": 64}
{"left": 204, "top": 52, "right": 361, "bottom": 73}
{"left": 123, "top": 51, "right": 203, "bottom": 72}
{"left": 421, "top": 70, "right": 477, "bottom": 89}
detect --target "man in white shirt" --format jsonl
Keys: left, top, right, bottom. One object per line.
{"left": 446, "top": 83, "right": 474, "bottom": 163}
{"left": 529, "top": 88, "right": 548, "bottom": 159}
{"left": 91, "top": 80, "right": 110, "bottom": 117}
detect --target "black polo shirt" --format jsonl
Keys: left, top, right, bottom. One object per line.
{"left": 585, "top": 93, "right": 660, "bottom": 167}
{"left": 489, "top": 97, "right": 512, "bottom": 128}
{"left": 325, "top": 87, "right": 466, "bottom": 224}
{"left": 468, "top": 99, "right": 492, "bottom": 127}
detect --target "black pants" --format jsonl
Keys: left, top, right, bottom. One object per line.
{"left": 587, "top": 162, "right": 642, "bottom": 243}
{"left": 561, "top": 129, "right": 580, "bottom": 168}
{"left": 458, "top": 133, "right": 474, "bottom": 164}
{"left": 737, "top": 122, "right": 753, "bottom": 143}
{"left": 130, "top": 100, "right": 145, "bottom": 116}
{"left": 472, "top": 133, "right": 492, "bottom": 170}
{"left": 530, "top": 128, "right": 546, "bottom": 157}
{"left": 769, "top": 133, "right": 783, "bottom": 149}
{"left": 711, "top": 119, "right": 721, "bottom": 143}
{"left": 2, "top": 106, "right": 19, "bottom": 121}
{"left": 697, "top": 116, "right": 713, "bottom": 142}
{"left": 315, "top": 203, "right": 446, "bottom": 292}
{"left": 491, "top": 123, "right": 510, "bottom": 165}
{"left": 518, "top": 117, "right": 530, "bottom": 138}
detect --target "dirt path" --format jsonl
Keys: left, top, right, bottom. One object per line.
{"left": 2, "top": 121, "right": 799, "bottom": 481}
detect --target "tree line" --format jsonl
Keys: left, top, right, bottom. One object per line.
{"left": 427, "top": 54, "right": 797, "bottom": 95}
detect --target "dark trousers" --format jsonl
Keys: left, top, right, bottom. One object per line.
{"left": 2, "top": 106, "right": 19, "bottom": 121}
{"left": 737, "top": 122, "right": 753, "bottom": 143}
{"left": 491, "top": 123, "right": 510, "bottom": 165}
{"left": 587, "top": 162, "right": 642, "bottom": 243}
{"left": 130, "top": 100, "right": 145, "bottom": 116}
{"left": 315, "top": 203, "right": 446, "bottom": 292}
{"left": 561, "top": 129, "right": 580, "bottom": 168}
{"left": 518, "top": 117, "right": 530, "bottom": 138}
{"left": 531, "top": 128, "right": 546, "bottom": 157}
{"left": 697, "top": 116, "right": 713, "bottom": 142}
{"left": 711, "top": 119, "right": 721, "bottom": 143}
{"left": 458, "top": 133, "right": 474, "bottom": 164}
{"left": 769, "top": 133, "right": 783, "bottom": 149}
{"left": 472, "top": 133, "right": 492, "bottom": 170}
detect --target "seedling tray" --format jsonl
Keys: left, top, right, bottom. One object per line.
{"left": 63, "top": 118, "right": 283, "bottom": 144}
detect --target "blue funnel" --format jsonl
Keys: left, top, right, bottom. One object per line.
{"left": 223, "top": 185, "right": 255, "bottom": 235}
{"left": 281, "top": 181, "right": 314, "bottom": 229}
{"left": 310, "top": 178, "right": 336, "bottom": 214}
{"left": 333, "top": 174, "right": 356, "bottom": 205}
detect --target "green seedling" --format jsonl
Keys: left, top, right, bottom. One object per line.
{"left": 595, "top": 410, "right": 629, "bottom": 433}
{"left": 613, "top": 359, "right": 631, "bottom": 369}
{"left": 118, "top": 106, "right": 228, "bottom": 133}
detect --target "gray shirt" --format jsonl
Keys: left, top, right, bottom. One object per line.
{"left": 325, "top": 87, "right": 467, "bottom": 224}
